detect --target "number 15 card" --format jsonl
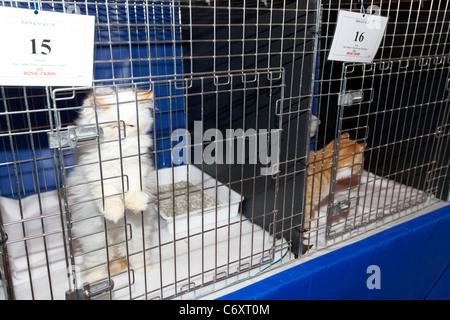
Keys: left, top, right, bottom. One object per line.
{"left": 0, "top": 6, "right": 95, "bottom": 87}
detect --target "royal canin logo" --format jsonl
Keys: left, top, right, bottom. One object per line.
{"left": 346, "top": 50, "right": 360, "bottom": 56}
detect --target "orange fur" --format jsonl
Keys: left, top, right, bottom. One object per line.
{"left": 304, "top": 134, "right": 365, "bottom": 230}
{"left": 137, "top": 90, "right": 153, "bottom": 101}
{"left": 85, "top": 94, "right": 106, "bottom": 107}
{"left": 109, "top": 258, "right": 128, "bottom": 275}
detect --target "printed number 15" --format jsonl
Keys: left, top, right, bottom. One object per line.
{"left": 30, "top": 39, "right": 51, "bottom": 55}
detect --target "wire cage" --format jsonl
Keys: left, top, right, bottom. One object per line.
{"left": 305, "top": 0, "right": 450, "bottom": 251}
{"left": 0, "top": 0, "right": 449, "bottom": 300}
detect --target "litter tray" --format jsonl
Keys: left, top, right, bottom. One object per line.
{"left": 157, "top": 165, "right": 243, "bottom": 236}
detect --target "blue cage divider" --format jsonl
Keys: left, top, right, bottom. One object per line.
{"left": 0, "top": 1, "right": 185, "bottom": 199}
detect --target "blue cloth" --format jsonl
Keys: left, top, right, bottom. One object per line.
{"left": 219, "top": 205, "right": 450, "bottom": 300}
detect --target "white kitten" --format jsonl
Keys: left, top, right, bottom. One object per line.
{"left": 67, "top": 87, "right": 155, "bottom": 283}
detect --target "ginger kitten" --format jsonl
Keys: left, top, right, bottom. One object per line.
{"left": 304, "top": 133, "right": 365, "bottom": 231}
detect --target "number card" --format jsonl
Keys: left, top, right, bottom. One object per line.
{"left": 0, "top": 6, "right": 95, "bottom": 87}
{"left": 328, "top": 10, "right": 389, "bottom": 63}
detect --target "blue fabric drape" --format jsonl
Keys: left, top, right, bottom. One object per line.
{"left": 220, "top": 205, "right": 450, "bottom": 300}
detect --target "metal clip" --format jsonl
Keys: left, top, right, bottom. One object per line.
{"left": 0, "top": 226, "right": 7, "bottom": 246}
{"left": 66, "top": 4, "right": 81, "bottom": 14}
{"left": 83, "top": 280, "right": 114, "bottom": 299}
{"left": 65, "top": 279, "right": 114, "bottom": 300}
{"left": 435, "top": 123, "right": 450, "bottom": 139}
{"left": 338, "top": 90, "right": 364, "bottom": 106}
{"left": 48, "top": 125, "right": 104, "bottom": 149}
{"left": 329, "top": 199, "right": 351, "bottom": 217}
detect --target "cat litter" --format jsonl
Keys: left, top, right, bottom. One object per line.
{"left": 158, "top": 181, "right": 220, "bottom": 217}
{"left": 157, "top": 165, "right": 243, "bottom": 237}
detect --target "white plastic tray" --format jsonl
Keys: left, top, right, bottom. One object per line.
{"left": 157, "top": 165, "right": 243, "bottom": 236}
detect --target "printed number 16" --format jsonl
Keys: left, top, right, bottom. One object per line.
{"left": 354, "top": 32, "right": 365, "bottom": 42}
{"left": 30, "top": 39, "right": 51, "bottom": 55}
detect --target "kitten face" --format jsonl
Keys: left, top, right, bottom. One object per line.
{"left": 76, "top": 88, "right": 153, "bottom": 141}
{"left": 335, "top": 139, "right": 365, "bottom": 180}
{"left": 308, "top": 133, "right": 365, "bottom": 179}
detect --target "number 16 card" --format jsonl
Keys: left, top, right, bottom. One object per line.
{"left": 328, "top": 10, "right": 389, "bottom": 63}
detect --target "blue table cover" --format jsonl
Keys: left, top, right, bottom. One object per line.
{"left": 220, "top": 205, "right": 450, "bottom": 300}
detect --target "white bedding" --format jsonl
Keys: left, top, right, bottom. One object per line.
{"left": 0, "top": 190, "right": 287, "bottom": 300}
{"left": 0, "top": 170, "right": 431, "bottom": 299}
{"left": 306, "top": 170, "right": 430, "bottom": 250}
{"left": 0, "top": 191, "right": 67, "bottom": 284}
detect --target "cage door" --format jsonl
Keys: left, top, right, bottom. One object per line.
{"left": 49, "top": 87, "right": 120, "bottom": 300}
{"left": 325, "top": 56, "right": 450, "bottom": 243}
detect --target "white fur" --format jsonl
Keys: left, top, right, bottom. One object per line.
{"left": 336, "top": 167, "right": 353, "bottom": 181}
{"left": 67, "top": 88, "right": 155, "bottom": 282}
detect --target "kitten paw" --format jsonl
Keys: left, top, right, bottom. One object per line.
{"left": 84, "top": 267, "right": 107, "bottom": 283}
{"left": 128, "top": 254, "right": 152, "bottom": 275}
{"left": 125, "top": 190, "right": 149, "bottom": 213}
{"left": 109, "top": 258, "right": 128, "bottom": 275}
{"left": 102, "top": 197, "right": 125, "bottom": 223}
{"left": 84, "top": 259, "right": 128, "bottom": 283}
{"left": 132, "top": 262, "right": 152, "bottom": 275}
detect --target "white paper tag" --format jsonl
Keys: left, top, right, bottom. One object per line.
{"left": 0, "top": 7, "right": 95, "bottom": 87}
{"left": 328, "top": 10, "right": 389, "bottom": 63}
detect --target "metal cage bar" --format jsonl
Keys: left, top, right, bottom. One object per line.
{"left": 0, "top": 0, "right": 448, "bottom": 300}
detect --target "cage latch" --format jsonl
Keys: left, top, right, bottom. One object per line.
{"left": 48, "top": 125, "right": 104, "bottom": 149}
{"left": 65, "top": 279, "right": 114, "bottom": 300}
{"left": 329, "top": 200, "right": 350, "bottom": 217}
{"left": 338, "top": 90, "right": 364, "bottom": 106}
{"left": 435, "top": 123, "right": 450, "bottom": 139}
{"left": 0, "top": 225, "right": 7, "bottom": 246}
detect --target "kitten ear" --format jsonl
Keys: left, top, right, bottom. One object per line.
{"left": 137, "top": 90, "right": 153, "bottom": 100}
{"left": 355, "top": 142, "right": 366, "bottom": 152}
{"left": 83, "top": 91, "right": 95, "bottom": 106}
{"left": 83, "top": 91, "right": 106, "bottom": 107}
